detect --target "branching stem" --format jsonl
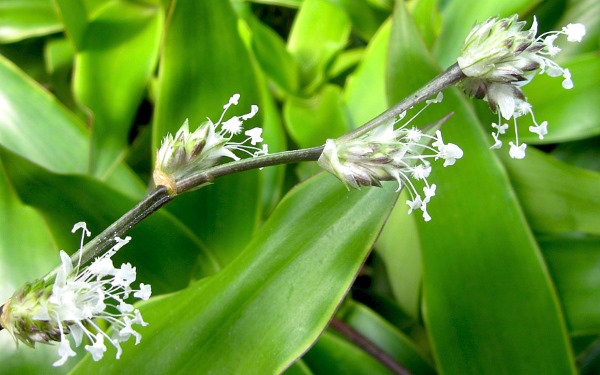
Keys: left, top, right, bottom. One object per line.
{"left": 40, "top": 63, "right": 465, "bottom": 282}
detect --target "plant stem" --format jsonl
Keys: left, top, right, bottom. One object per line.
{"left": 339, "top": 62, "right": 464, "bottom": 142}
{"left": 175, "top": 146, "right": 324, "bottom": 194}
{"left": 41, "top": 63, "right": 466, "bottom": 280}
{"left": 330, "top": 318, "right": 412, "bottom": 375}
{"left": 43, "top": 186, "right": 172, "bottom": 282}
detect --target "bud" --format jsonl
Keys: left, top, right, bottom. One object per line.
{"left": 318, "top": 94, "right": 463, "bottom": 221}
{"left": 153, "top": 94, "right": 268, "bottom": 194}
{"left": 457, "top": 15, "right": 585, "bottom": 158}
{"left": 0, "top": 223, "right": 151, "bottom": 367}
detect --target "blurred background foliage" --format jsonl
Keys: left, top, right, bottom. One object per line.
{"left": 0, "top": 0, "right": 599, "bottom": 373}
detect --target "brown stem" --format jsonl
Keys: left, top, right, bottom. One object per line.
{"left": 330, "top": 318, "right": 412, "bottom": 375}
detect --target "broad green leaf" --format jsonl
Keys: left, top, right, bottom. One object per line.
{"left": 336, "top": 0, "right": 389, "bottom": 41}
{"left": 519, "top": 54, "right": 600, "bottom": 144}
{"left": 433, "top": 0, "right": 540, "bottom": 67}
{"left": 343, "top": 19, "right": 390, "bottom": 128}
{"left": 0, "top": 0, "right": 61, "bottom": 43}
{"left": 409, "top": 0, "right": 440, "bottom": 49}
{"left": 287, "top": 0, "right": 351, "bottom": 90}
{"left": 1, "top": 149, "right": 219, "bottom": 294}
{"left": 0, "top": 54, "right": 145, "bottom": 199}
{"left": 152, "top": 0, "right": 262, "bottom": 265}
{"left": 553, "top": 137, "right": 600, "bottom": 173}
{"left": 241, "top": 11, "right": 300, "bottom": 94}
{"left": 44, "top": 37, "right": 78, "bottom": 112}
{"left": 72, "top": 1, "right": 163, "bottom": 177}
{"left": 303, "top": 331, "right": 393, "bottom": 374}
{"left": 388, "top": 2, "right": 575, "bottom": 373}
{"left": 284, "top": 359, "right": 313, "bottom": 375}
{"left": 338, "top": 301, "right": 436, "bottom": 374}
{"left": 0, "top": 159, "right": 68, "bottom": 374}
{"left": 541, "top": 236, "right": 600, "bottom": 335}
{"left": 0, "top": 54, "right": 88, "bottom": 174}
{"left": 73, "top": 173, "right": 397, "bottom": 373}
{"left": 329, "top": 48, "right": 364, "bottom": 80}
{"left": 283, "top": 84, "right": 349, "bottom": 148}
{"left": 376, "top": 191, "right": 422, "bottom": 319}
{"left": 52, "top": 0, "right": 88, "bottom": 50}
{"left": 501, "top": 148, "right": 600, "bottom": 235}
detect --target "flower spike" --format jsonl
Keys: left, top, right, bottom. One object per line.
{"left": 153, "top": 94, "right": 268, "bottom": 194}
{"left": 457, "top": 15, "right": 585, "bottom": 158}
{"left": 0, "top": 222, "right": 151, "bottom": 366}
{"left": 318, "top": 95, "right": 463, "bottom": 221}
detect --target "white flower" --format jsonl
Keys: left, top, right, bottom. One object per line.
{"left": 134, "top": 284, "right": 152, "bottom": 301}
{"left": 457, "top": 15, "right": 585, "bottom": 159}
{"left": 318, "top": 94, "right": 462, "bottom": 221}
{"left": 154, "top": 94, "right": 267, "bottom": 193}
{"left": 244, "top": 127, "right": 263, "bottom": 146}
{"left": 529, "top": 121, "right": 548, "bottom": 139}
{"left": 1, "top": 222, "right": 152, "bottom": 367}
{"left": 53, "top": 335, "right": 76, "bottom": 367}
{"left": 85, "top": 333, "right": 107, "bottom": 362}
{"left": 509, "top": 142, "right": 527, "bottom": 159}
{"left": 562, "top": 23, "right": 586, "bottom": 42}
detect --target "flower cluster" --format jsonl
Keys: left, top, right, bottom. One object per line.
{"left": 318, "top": 94, "right": 463, "bottom": 221}
{"left": 154, "top": 94, "right": 268, "bottom": 193}
{"left": 457, "top": 15, "right": 585, "bottom": 158}
{"left": 0, "top": 223, "right": 151, "bottom": 367}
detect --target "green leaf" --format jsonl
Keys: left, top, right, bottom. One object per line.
{"left": 501, "top": 148, "right": 600, "bottom": 235}
{"left": 541, "top": 235, "right": 600, "bottom": 335}
{"left": 0, "top": 159, "right": 68, "bottom": 374}
{"left": 343, "top": 18, "right": 390, "bottom": 128}
{"left": 72, "top": 1, "right": 163, "bottom": 177}
{"left": 284, "top": 84, "right": 349, "bottom": 148}
{"left": 52, "top": 0, "right": 88, "bottom": 50}
{"left": 338, "top": 301, "right": 436, "bottom": 374}
{"left": 519, "top": 54, "right": 600, "bottom": 144}
{"left": 337, "top": 0, "right": 389, "bottom": 41}
{"left": 152, "top": 0, "right": 262, "bottom": 265}
{"left": 303, "top": 331, "right": 393, "bottom": 374}
{"left": 1, "top": 149, "right": 219, "bottom": 294}
{"left": 0, "top": 0, "right": 61, "bottom": 43}
{"left": 287, "top": 0, "right": 351, "bottom": 90}
{"left": 387, "top": 2, "right": 575, "bottom": 373}
{"left": 553, "top": 137, "right": 600, "bottom": 173}
{"left": 409, "top": 0, "right": 440, "bottom": 49}
{"left": 0, "top": 54, "right": 89, "bottom": 174}
{"left": 242, "top": 11, "right": 300, "bottom": 94}
{"left": 375, "top": 191, "right": 422, "bottom": 319}
{"left": 433, "top": 0, "right": 540, "bottom": 67}
{"left": 72, "top": 173, "right": 397, "bottom": 373}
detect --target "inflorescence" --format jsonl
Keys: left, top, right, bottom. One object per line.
{"left": 318, "top": 93, "right": 463, "bottom": 221}
{"left": 0, "top": 223, "right": 151, "bottom": 366}
{"left": 457, "top": 15, "right": 585, "bottom": 158}
{"left": 153, "top": 94, "right": 268, "bottom": 193}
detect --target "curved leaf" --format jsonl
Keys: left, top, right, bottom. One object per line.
{"left": 152, "top": 0, "right": 262, "bottom": 265}
{"left": 0, "top": 0, "right": 61, "bottom": 43}
{"left": 284, "top": 84, "right": 349, "bottom": 148}
{"left": 0, "top": 54, "right": 88, "bottom": 174}
{"left": 287, "top": 0, "right": 351, "bottom": 90}
{"left": 388, "top": 3, "right": 575, "bottom": 373}
{"left": 73, "top": 173, "right": 397, "bottom": 373}
{"left": 72, "top": 1, "right": 163, "bottom": 177}
{"left": 502, "top": 148, "right": 600, "bottom": 235}
{"left": 542, "top": 236, "right": 600, "bottom": 335}
{"left": 1, "top": 149, "right": 219, "bottom": 294}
